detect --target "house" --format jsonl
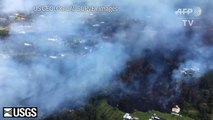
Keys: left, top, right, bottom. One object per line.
{"left": 123, "top": 113, "right": 133, "bottom": 120}
{"left": 149, "top": 113, "right": 161, "bottom": 120}
{"left": 123, "top": 113, "right": 139, "bottom": 120}
{"left": 171, "top": 105, "right": 182, "bottom": 117}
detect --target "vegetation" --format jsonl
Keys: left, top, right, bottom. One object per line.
{"left": 180, "top": 71, "right": 213, "bottom": 120}
{"left": 43, "top": 70, "right": 213, "bottom": 120}
{"left": 94, "top": 100, "right": 192, "bottom": 120}
{"left": 44, "top": 99, "right": 193, "bottom": 120}
{"left": 0, "top": 27, "right": 9, "bottom": 36}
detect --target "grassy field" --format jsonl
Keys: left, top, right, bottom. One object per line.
{"left": 94, "top": 100, "right": 193, "bottom": 120}
{"left": 44, "top": 99, "right": 194, "bottom": 120}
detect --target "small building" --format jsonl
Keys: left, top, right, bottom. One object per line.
{"left": 123, "top": 113, "right": 133, "bottom": 120}
{"left": 149, "top": 113, "right": 161, "bottom": 120}
{"left": 181, "top": 68, "right": 197, "bottom": 77}
{"left": 123, "top": 113, "right": 139, "bottom": 120}
{"left": 15, "top": 13, "right": 27, "bottom": 21}
{"left": 171, "top": 105, "right": 182, "bottom": 117}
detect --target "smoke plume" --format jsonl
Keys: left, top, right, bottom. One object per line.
{"left": 0, "top": 0, "right": 212, "bottom": 118}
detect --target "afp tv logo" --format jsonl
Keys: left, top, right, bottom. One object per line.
{"left": 175, "top": 7, "right": 202, "bottom": 17}
{"left": 3, "top": 107, "right": 37, "bottom": 118}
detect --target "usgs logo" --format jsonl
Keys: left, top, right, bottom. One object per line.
{"left": 175, "top": 7, "right": 202, "bottom": 16}
{"left": 3, "top": 107, "right": 37, "bottom": 118}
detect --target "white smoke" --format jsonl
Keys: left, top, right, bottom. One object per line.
{"left": 0, "top": 0, "right": 212, "bottom": 118}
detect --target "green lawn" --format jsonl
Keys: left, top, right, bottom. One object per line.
{"left": 95, "top": 100, "right": 193, "bottom": 120}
